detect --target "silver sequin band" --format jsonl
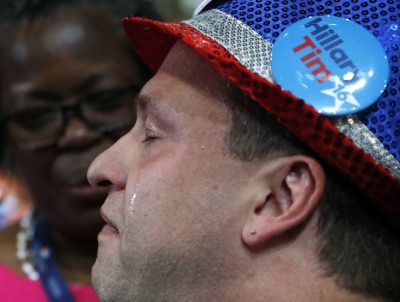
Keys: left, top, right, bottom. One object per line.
{"left": 184, "top": 9, "right": 274, "bottom": 82}
{"left": 334, "top": 116, "right": 400, "bottom": 180}
{"left": 185, "top": 9, "right": 400, "bottom": 181}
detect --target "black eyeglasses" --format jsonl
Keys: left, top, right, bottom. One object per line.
{"left": 0, "top": 85, "right": 139, "bottom": 150}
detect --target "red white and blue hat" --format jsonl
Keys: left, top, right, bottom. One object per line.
{"left": 123, "top": 0, "right": 400, "bottom": 229}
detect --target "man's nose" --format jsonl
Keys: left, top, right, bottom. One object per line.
{"left": 57, "top": 116, "right": 102, "bottom": 149}
{"left": 87, "top": 133, "right": 132, "bottom": 191}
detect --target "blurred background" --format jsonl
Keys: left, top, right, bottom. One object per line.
{"left": 0, "top": 0, "right": 204, "bottom": 230}
{"left": 153, "top": 0, "right": 204, "bottom": 20}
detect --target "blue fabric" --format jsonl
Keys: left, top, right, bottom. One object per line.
{"left": 203, "top": 0, "right": 400, "bottom": 161}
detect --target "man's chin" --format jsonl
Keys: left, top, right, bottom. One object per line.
{"left": 91, "top": 258, "right": 125, "bottom": 302}
{"left": 91, "top": 259, "right": 102, "bottom": 290}
{"left": 91, "top": 259, "right": 109, "bottom": 300}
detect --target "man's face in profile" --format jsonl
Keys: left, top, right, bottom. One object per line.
{"left": 88, "top": 42, "right": 257, "bottom": 301}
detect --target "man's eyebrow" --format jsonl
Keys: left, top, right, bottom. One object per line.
{"left": 135, "top": 93, "right": 176, "bottom": 130}
{"left": 136, "top": 94, "right": 165, "bottom": 115}
{"left": 136, "top": 94, "right": 153, "bottom": 110}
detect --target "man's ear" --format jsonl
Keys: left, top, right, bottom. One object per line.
{"left": 242, "top": 156, "right": 325, "bottom": 249}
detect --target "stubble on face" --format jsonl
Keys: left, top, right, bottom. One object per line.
{"left": 91, "top": 42, "right": 254, "bottom": 302}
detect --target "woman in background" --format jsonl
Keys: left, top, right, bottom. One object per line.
{"left": 0, "top": 1, "right": 160, "bottom": 301}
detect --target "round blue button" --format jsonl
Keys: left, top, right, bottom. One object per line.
{"left": 271, "top": 16, "right": 390, "bottom": 116}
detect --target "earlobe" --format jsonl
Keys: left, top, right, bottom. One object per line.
{"left": 242, "top": 156, "right": 325, "bottom": 250}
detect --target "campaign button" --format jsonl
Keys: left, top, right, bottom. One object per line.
{"left": 271, "top": 15, "right": 390, "bottom": 116}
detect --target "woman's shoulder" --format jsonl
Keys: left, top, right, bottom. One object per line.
{"left": 0, "top": 263, "right": 99, "bottom": 302}
{"left": 0, "top": 261, "right": 99, "bottom": 302}
{"left": 0, "top": 258, "right": 49, "bottom": 302}
{"left": 0, "top": 224, "right": 99, "bottom": 302}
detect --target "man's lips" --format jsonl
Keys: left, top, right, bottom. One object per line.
{"left": 100, "top": 209, "right": 119, "bottom": 235}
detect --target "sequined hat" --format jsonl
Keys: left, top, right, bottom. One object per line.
{"left": 123, "top": 0, "right": 400, "bottom": 229}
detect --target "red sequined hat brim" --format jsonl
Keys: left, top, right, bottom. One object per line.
{"left": 123, "top": 17, "right": 400, "bottom": 230}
